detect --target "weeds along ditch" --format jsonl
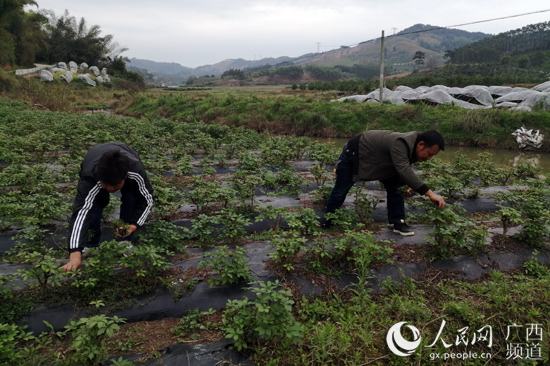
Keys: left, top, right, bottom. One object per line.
{"left": 2, "top": 98, "right": 550, "bottom": 365}
{"left": 117, "top": 91, "right": 550, "bottom": 150}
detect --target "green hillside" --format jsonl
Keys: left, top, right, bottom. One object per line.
{"left": 294, "top": 24, "right": 491, "bottom": 75}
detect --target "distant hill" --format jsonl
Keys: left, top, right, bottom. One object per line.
{"left": 445, "top": 21, "right": 550, "bottom": 64}
{"left": 128, "top": 24, "right": 492, "bottom": 84}
{"left": 291, "top": 24, "right": 491, "bottom": 73}
{"left": 128, "top": 56, "right": 294, "bottom": 84}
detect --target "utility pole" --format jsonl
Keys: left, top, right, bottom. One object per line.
{"left": 317, "top": 42, "right": 321, "bottom": 53}
{"left": 379, "top": 30, "right": 385, "bottom": 104}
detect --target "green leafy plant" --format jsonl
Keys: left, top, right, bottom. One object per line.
{"left": 68, "top": 240, "right": 122, "bottom": 289}
{"left": 310, "top": 162, "right": 331, "bottom": 187}
{"left": 15, "top": 248, "right": 67, "bottom": 290}
{"left": 255, "top": 205, "right": 286, "bottom": 231}
{"left": 523, "top": 250, "right": 550, "bottom": 278}
{"left": 190, "top": 214, "right": 221, "bottom": 246}
{"left": 514, "top": 161, "right": 542, "bottom": 180}
{"left": 150, "top": 176, "right": 186, "bottom": 220}
{"left": 260, "top": 137, "right": 295, "bottom": 169}
{"left": 217, "top": 208, "right": 252, "bottom": 243}
{"left": 420, "top": 200, "right": 489, "bottom": 259}
{"left": 352, "top": 183, "right": 380, "bottom": 224}
{"left": 231, "top": 170, "right": 264, "bottom": 207}
{"left": 323, "top": 207, "right": 361, "bottom": 231}
{"left": 0, "top": 324, "right": 36, "bottom": 364}
{"left": 222, "top": 280, "right": 303, "bottom": 351}
{"left": 171, "top": 308, "right": 217, "bottom": 341}
{"left": 62, "top": 313, "right": 125, "bottom": 365}
{"left": 139, "top": 220, "right": 188, "bottom": 252}
{"left": 497, "top": 185, "right": 550, "bottom": 246}
{"left": 497, "top": 205, "right": 522, "bottom": 236}
{"left": 269, "top": 231, "right": 308, "bottom": 271}
{"left": 275, "top": 168, "right": 305, "bottom": 195}
{"left": 199, "top": 245, "right": 252, "bottom": 286}
{"left": 186, "top": 175, "right": 236, "bottom": 212}
{"left": 113, "top": 219, "right": 131, "bottom": 237}
{"left": 283, "top": 208, "right": 320, "bottom": 236}
{"left": 120, "top": 241, "right": 172, "bottom": 278}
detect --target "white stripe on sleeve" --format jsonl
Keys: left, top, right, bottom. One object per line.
{"left": 127, "top": 172, "right": 154, "bottom": 225}
{"left": 70, "top": 183, "right": 101, "bottom": 250}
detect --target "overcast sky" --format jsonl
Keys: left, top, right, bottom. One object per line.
{"left": 32, "top": 0, "right": 550, "bottom": 68}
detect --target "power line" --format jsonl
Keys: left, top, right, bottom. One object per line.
{"left": 295, "top": 9, "right": 550, "bottom": 62}
{"left": 398, "top": 8, "right": 550, "bottom": 36}
{"left": 343, "top": 8, "right": 550, "bottom": 47}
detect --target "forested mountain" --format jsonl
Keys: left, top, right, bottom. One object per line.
{"left": 290, "top": 24, "right": 491, "bottom": 74}
{"left": 127, "top": 56, "right": 294, "bottom": 82}
{"left": 395, "top": 24, "right": 490, "bottom": 54}
{"left": 128, "top": 24, "right": 492, "bottom": 83}
{"left": 446, "top": 21, "right": 550, "bottom": 64}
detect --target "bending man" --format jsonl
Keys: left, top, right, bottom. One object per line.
{"left": 62, "top": 142, "right": 154, "bottom": 271}
{"left": 324, "top": 130, "right": 445, "bottom": 235}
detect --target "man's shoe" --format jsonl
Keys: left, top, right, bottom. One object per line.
{"left": 119, "top": 241, "right": 134, "bottom": 257}
{"left": 393, "top": 220, "right": 415, "bottom": 236}
{"left": 82, "top": 246, "right": 97, "bottom": 257}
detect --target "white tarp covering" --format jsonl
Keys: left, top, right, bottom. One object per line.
{"left": 38, "top": 70, "right": 53, "bottom": 82}
{"left": 333, "top": 81, "right": 550, "bottom": 111}
{"left": 68, "top": 61, "right": 78, "bottom": 73}
{"left": 488, "top": 86, "right": 513, "bottom": 96}
{"left": 395, "top": 85, "right": 412, "bottom": 92}
{"left": 59, "top": 71, "right": 73, "bottom": 83}
{"left": 532, "top": 81, "right": 550, "bottom": 92}
{"left": 417, "top": 89, "right": 456, "bottom": 104}
{"left": 518, "top": 92, "right": 550, "bottom": 109}
{"left": 89, "top": 66, "right": 100, "bottom": 76}
{"left": 336, "top": 95, "right": 369, "bottom": 102}
{"left": 400, "top": 89, "right": 421, "bottom": 101}
{"left": 77, "top": 74, "right": 97, "bottom": 87}
{"left": 460, "top": 86, "right": 494, "bottom": 106}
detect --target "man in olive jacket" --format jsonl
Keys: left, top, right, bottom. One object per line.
{"left": 62, "top": 142, "right": 154, "bottom": 271}
{"left": 324, "top": 130, "right": 446, "bottom": 235}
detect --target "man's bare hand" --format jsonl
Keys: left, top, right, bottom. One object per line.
{"left": 116, "top": 224, "right": 137, "bottom": 238}
{"left": 426, "top": 190, "right": 446, "bottom": 209}
{"left": 62, "top": 251, "right": 82, "bottom": 272}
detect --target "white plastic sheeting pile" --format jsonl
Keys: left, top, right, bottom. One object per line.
{"left": 334, "top": 81, "right": 550, "bottom": 111}
{"left": 34, "top": 61, "right": 110, "bottom": 87}
{"left": 38, "top": 70, "right": 53, "bottom": 82}
{"left": 512, "top": 127, "right": 544, "bottom": 149}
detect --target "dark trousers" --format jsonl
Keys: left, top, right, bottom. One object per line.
{"left": 86, "top": 191, "right": 136, "bottom": 247}
{"left": 325, "top": 145, "right": 406, "bottom": 224}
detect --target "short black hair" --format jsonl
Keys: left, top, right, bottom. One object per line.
{"left": 417, "top": 130, "right": 445, "bottom": 151}
{"left": 96, "top": 150, "right": 130, "bottom": 185}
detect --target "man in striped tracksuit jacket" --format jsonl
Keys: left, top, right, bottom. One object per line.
{"left": 62, "top": 142, "right": 154, "bottom": 271}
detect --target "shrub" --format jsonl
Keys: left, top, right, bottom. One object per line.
{"left": 62, "top": 314, "right": 125, "bottom": 365}
{"left": 222, "top": 281, "right": 303, "bottom": 350}
{"left": 199, "top": 245, "right": 252, "bottom": 286}
{"left": 0, "top": 324, "right": 36, "bottom": 364}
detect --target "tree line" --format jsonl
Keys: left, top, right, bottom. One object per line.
{"left": 445, "top": 21, "right": 550, "bottom": 64}
{"left": 0, "top": 0, "right": 126, "bottom": 69}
